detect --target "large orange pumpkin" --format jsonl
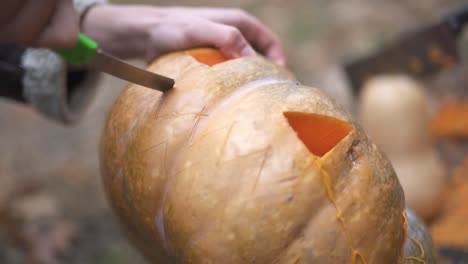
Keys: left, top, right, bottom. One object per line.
{"left": 100, "top": 49, "right": 435, "bottom": 263}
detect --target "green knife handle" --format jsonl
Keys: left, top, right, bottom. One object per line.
{"left": 55, "top": 33, "right": 98, "bottom": 65}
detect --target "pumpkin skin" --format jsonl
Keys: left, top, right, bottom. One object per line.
{"left": 100, "top": 49, "right": 435, "bottom": 263}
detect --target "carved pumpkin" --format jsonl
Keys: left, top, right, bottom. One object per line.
{"left": 100, "top": 49, "right": 435, "bottom": 263}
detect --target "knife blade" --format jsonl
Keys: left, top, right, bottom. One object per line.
{"left": 56, "top": 33, "right": 174, "bottom": 92}
{"left": 92, "top": 49, "right": 174, "bottom": 91}
{"left": 344, "top": 4, "right": 468, "bottom": 94}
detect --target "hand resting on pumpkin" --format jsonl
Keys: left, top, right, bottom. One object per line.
{"left": 0, "top": 1, "right": 286, "bottom": 124}
{"left": 81, "top": 5, "right": 286, "bottom": 65}
{"left": 0, "top": 2, "right": 285, "bottom": 65}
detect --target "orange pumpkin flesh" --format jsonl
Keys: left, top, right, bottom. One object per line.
{"left": 284, "top": 112, "right": 352, "bottom": 157}
{"left": 100, "top": 48, "right": 435, "bottom": 263}
{"left": 184, "top": 48, "right": 229, "bottom": 66}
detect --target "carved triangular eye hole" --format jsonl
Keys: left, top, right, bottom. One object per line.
{"left": 185, "top": 48, "right": 229, "bottom": 66}
{"left": 283, "top": 112, "right": 353, "bottom": 157}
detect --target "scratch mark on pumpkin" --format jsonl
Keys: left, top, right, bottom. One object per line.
{"left": 222, "top": 145, "right": 271, "bottom": 164}
{"left": 134, "top": 94, "right": 157, "bottom": 116}
{"left": 115, "top": 105, "right": 144, "bottom": 145}
{"left": 276, "top": 176, "right": 299, "bottom": 184}
{"left": 234, "top": 146, "right": 273, "bottom": 227}
{"left": 251, "top": 146, "right": 271, "bottom": 194}
{"left": 138, "top": 140, "right": 166, "bottom": 154}
{"left": 211, "top": 144, "right": 276, "bottom": 228}
{"left": 187, "top": 106, "right": 207, "bottom": 147}
{"left": 209, "top": 121, "right": 238, "bottom": 231}
{"left": 156, "top": 111, "right": 209, "bottom": 121}
{"left": 195, "top": 123, "right": 234, "bottom": 143}
{"left": 154, "top": 96, "right": 164, "bottom": 119}
{"left": 217, "top": 121, "right": 237, "bottom": 168}
{"left": 163, "top": 140, "right": 169, "bottom": 178}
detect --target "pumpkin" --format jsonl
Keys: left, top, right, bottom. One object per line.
{"left": 100, "top": 49, "right": 435, "bottom": 263}
{"left": 359, "top": 75, "right": 447, "bottom": 219}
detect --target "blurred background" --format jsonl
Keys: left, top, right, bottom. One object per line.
{"left": 0, "top": 0, "right": 467, "bottom": 263}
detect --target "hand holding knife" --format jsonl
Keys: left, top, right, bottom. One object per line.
{"left": 56, "top": 33, "right": 174, "bottom": 92}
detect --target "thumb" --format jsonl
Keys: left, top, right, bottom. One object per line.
{"left": 185, "top": 20, "right": 256, "bottom": 59}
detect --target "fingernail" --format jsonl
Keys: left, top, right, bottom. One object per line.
{"left": 240, "top": 46, "right": 256, "bottom": 57}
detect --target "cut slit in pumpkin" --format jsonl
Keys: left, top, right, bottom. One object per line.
{"left": 184, "top": 48, "right": 229, "bottom": 66}
{"left": 284, "top": 112, "right": 352, "bottom": 157}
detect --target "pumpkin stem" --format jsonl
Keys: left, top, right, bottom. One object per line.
{"left": 283, "top": 112, "right": 352, "bottom": 157}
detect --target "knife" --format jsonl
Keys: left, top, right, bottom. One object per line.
{"left": 56, "top": 33, "right": 174, "bottom": 92}
{"left": 344, "top": 4, "right": 468, "bottom": 94}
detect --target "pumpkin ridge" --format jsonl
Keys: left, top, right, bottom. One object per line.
{"left": 267, "top": 182, "right": 333, "bottom": 264}
{"left": 314, "top": 159, "right": 368, "bottom": 264}
{"left": 284, "top": 112, "right": 382, "bottom": 263}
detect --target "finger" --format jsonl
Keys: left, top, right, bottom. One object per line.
{"left": 214, "top": 10, "right": 286, "bottom": 65}
{"left": 35, "top": 0, "right": 79, "bottom": 48}
{"left": 173, "top": 8, "right": 286, "bottom": 65}
{"left": 2, "top": 0, "right": 59, "bottom": 46}
{"left": 183, "top": 20, "right": 256, "bottom": 59}
{"left": 241, "top": 19, "right": 286, "bottom": 66}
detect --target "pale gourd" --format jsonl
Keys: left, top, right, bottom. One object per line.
{"left": 359, "top": 75, "right": 446, "bottom": 219}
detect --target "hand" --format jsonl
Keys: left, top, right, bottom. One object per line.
{"left": 82, "top": 5, "right": 286, "bottom": 65}
{"left": 0, "top": 0, "right": 79, "bottom": 48}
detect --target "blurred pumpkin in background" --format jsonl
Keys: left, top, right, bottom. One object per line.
{"left": 100, "top": 49, "right": 435, "bottom": 263}
{"left": 359, "top": 75, "right": 447, "bottom": 220}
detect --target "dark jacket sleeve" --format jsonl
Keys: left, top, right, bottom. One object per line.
{"left": 0, "top": 46, "right": 100, "bottom": 124}
{"left": 0, "top": 44, "right": 26, "bottom": 102}
{"left": 0, "top": 0, "right": 108, "bottom": 124}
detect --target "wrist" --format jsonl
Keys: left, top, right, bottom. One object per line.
{"left": 81, "top": 5, "right": 162, "bottom": 60}
{"left": 73, "top": 0, "right": 108, "bottom": 27}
